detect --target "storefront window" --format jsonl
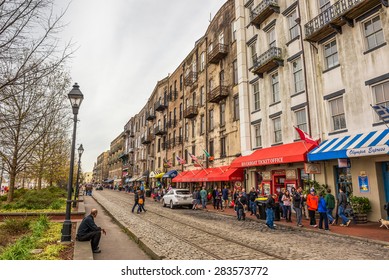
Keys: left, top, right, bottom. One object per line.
{"left": 335, "top": 166, "right": 353, "bottom": 198}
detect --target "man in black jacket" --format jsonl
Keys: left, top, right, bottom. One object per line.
{"left": 265, "top": 194, "right": 277, "bottom": 229}
{"left": 76, "top": 209, "right": 106, "bottom": 253}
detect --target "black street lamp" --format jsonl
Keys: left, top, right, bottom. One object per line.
{"left": 72, "top": 144, "right": 84, "bottom": 208}
{"left": 61, "top": 83, "right": 84, "bottom": 242}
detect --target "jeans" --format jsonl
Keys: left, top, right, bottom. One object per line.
{"left": 250, "top": 201, "right": 257, "bottom": 215}
{"left": 266, "top": 208, "right": 274, "bottom": 228}
{"left": 284, "top": 205, "right": 292, "bottom": 221}
{"left": 237, "top": 208, "right": 245, "bottom": 220}
{"left": 77, "top": 231, "right": 101, "bottom": 251}
{"left": 131, "top": 202, "right": 138, "bottom": 213}
{"left": 201, "top": 198, "right": 207, "bottom": 209}
{"left": 338, "top": 205, "right": 349, "bottom": 225}
{"left": 294, "top": 207, "right": 302, "bottom": 225}
{"left": 326, "top": 208, "right": 335, "bottom": 223}
{"left": 319, "top": 212, "right": 329, "bottom": 230}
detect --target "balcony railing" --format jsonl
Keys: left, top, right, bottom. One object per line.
{"left": 208, "top": 84, "right": 229, "bottom": 103}
{"left": 250, "top": 0, "right": 280, "bottom": 28}
{"left": 155, "top": 99, "right": 168, "bottom": 112}
{"left": 146, "top": 112, "right": 156, "bottom": 121}
{"left": 304, "top": 0, "right": 384, "bottom": 42}
{"left": 184, "top": 71, "right": 198, "bottom": 87}
{"left": 169, "top": 90, "right": 178, "bottom": 101}
{"left": 154, "top": 125, "right": 167, "bottom": 136}
{"left": 208, "top": 43, "right": 229, "bottom": 64}
{"left": 141, "top": 135, "right": 154, "bottom": 145}
{"left": 183, "top": 105, "right": 199, "bottom": 119}
{"left": 251, "top": 47, "right": 283, "bottom": 77}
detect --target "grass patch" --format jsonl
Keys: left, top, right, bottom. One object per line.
{"left": 0, "top": 187, "right": 67, "bottom": 212}
{"left": 0, "top": 216, "right": 71, "bottom": 260}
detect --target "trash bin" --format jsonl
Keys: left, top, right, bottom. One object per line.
{"left": 274, "top": 202, "right": 280, "bottom": 221}
{"left": 257, "top": 201, "right": 267, "bottom": 220}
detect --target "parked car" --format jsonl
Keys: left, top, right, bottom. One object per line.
{"left": 161, "top": 188, "right": 192, "bottom": 209}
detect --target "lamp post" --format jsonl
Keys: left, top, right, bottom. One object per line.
{"left": 72, "top": 144, "right": 84, "bottom": 208}
{"left": 61, "top": 83, "right": 84, "bottom": 242}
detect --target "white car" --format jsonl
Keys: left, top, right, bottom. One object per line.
{"left": 161, "top": 189, "right": 192, "bottom": 209}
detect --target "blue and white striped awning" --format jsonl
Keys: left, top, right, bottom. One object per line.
{"left": 308, "top": 129, "right": 389, "bottom": 161}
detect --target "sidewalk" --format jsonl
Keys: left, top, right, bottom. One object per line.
{"left": 200, "top": 201, "right": 389, "bottom": 244}
{"left": 81, "top": 195, "right": 151, "bottom": 260}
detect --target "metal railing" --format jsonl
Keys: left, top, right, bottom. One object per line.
{"left": 252, "top": 47, "right": 282, "bottom": 70}
{"left": 250, "top": 0, "right": 278, "bottom": 21}
{"left": 305, "top": 0, "right": 363, "bottom": 37}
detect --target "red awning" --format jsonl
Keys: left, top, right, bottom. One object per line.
{"left": 173, "top": 166, "right": 244, "bottom": 182}
{"left": 206, "top": 166, "right": 244, "bottom": 181}
{"left": 231, "top": 142, "right": 315, "bottom": 168}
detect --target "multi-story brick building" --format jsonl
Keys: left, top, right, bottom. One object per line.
{"left": 93, "top": 151, "right": 109, "bottom": 183}
{"left": 108, "top": 132, "right": 125, "bottom": 186}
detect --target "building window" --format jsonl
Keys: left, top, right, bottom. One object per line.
{"left": 233, "top": 95, "right": 239, "bottom": 121}
{"left": 288, "top": 10, "right": 299, "bottom": 40}
{"left": 209, "top": 79, "right": 214, "bottom": 92}
{"left": 179, "top": 103, "right": 183, "bottom": 119}
{"left": 233, "top": 60, "right": 238, "bottom": 85}
{"left": 180, "top": 74, "right": 183, "bottom": 91}
{"left": 329, "top": 97, "right": 346, "bottom": 131}
{"left": 292, "top": 58, "right": 304, "bottom": 93}
{"left": 191, "top": 146, "right": 196, "bottom": 161}
{"left": 209, "top": 140, "right": 214, "bottom": 157}
{"left": 253, "top": 82, "right": 260, "bottom": 111}
{"left": 373, "top": 80, "right": 389, "bottom": 121}
{"left": 219, "top": 32, "right": 224, "bottom": 45}
{"left": 200, "top": 114, "right": 205, "bottom": 134}
{"left": 185, "top": 122, "right": 189, "bottom": 140}
{"left": 273, "top": 117, "right": 282, "bottom": 143}
{"left": 191, "top": 119, "right": 195, "bottom": 138}
{"left": 200, "top": 52, "right": 205, "bottom": 71}
{"left": 324, "top": 40, "right": 339, "bottom": 69}
{"left": 172, "top": 153, "right": 176, "bottom": 166}
{"left": 220, "top": 137, "right": 226, "bottom": 158}
{"left": 271, "top": 72, "right": 280, "bottom": 103}
{"left": 268, "top": 28, "right": 276, "bottom": 48}
{"left": 254, "top": 123, "right": 262, "bottom": 148}
{"left": 363, "top": 15, "right": 385, "bottom": 51}
{"left": 249, "top": 42, "right": 257, "bottom": 67}
{"left": 157, "top": 138, "right": 161, "bottom": 152}
{"left": 184, "top": 149, "right": 188, "bottom": 163}
{"left": 231, "top": 20, "right": 237, "bottom": 41}
{"left": 295, "top": 108, "right": 307, "bottom": 139}
{"left": 209, "top": 109, "right": 214, "bottom": 131}
{"left": 318, "top": 0, "right": 330, "bottom": 13}
{"left": 220, "top": 102, "right": 226, "bottom": 127}
{"left": 200, "top": 86, "right": 205, "bottom": 106}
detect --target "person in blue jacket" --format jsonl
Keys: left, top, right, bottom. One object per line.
{"left": 318, "top": 192, "right": 329, "bottom": 231}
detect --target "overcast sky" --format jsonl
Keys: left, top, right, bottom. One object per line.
{"left": 56, "top": 0, "right": 227, "bottom": 172}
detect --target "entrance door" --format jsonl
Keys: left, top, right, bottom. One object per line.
{"left": 382, "top": 162, "right": 389, "bottom": 202}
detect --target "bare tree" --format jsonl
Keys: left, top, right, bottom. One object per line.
{"left": 0, "top": 0, "right": 74, "bottom": 102}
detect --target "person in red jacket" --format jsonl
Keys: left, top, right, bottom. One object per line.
{"left": 306, "top": 188, "right": 319, "bottom": 227}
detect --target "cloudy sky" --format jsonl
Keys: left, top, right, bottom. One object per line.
{"left": 56, "top": 0, "right": 227, "bottom": 172}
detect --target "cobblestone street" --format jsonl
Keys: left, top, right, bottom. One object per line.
{"left": 92, "top": 190, "right": 389, "bottom": 260}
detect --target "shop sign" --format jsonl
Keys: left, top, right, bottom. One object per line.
{"left": 346, "top": 145, "right": 389, "bottom": 158}
{"left": 262, "top": 171, "right": 271, "bottom": 180}
{"left": 241, "top": 157, "right": 284, "bottom": 167}
{"left": 286, "top": 169, "right": 297, "bottom": 180}
{"left": 304, "top": 163, "right": 321, "bottom": 174}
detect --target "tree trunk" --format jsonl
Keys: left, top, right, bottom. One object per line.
{"left": 7, "top": 171, "right": 16, "bottom": 203}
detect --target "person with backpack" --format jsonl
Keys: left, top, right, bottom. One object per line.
{"left": 248, "top": 187, "right": 258, "bottom": 216}
{"left": 318, "top": 192, "right": 329, "bottom": 231}
{"left": 324, "top": 188, "right": 336, "bottom": 225}
{"left": 338, "top": 188, "right": 351, "bottom": 227}
{"left": 131, "top": 190, "right": 140, "bottom": 213}
{"left": 265, "top": 193, "right": 277, "bottom": 229}
{"left": 137, "top": 190, "right": 147, "bottom": 214}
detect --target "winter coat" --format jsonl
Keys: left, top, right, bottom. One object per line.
{"left": 318, "top": 197, "right": 327, "bottom": 213}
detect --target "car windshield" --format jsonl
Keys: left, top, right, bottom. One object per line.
{"left": 176, "top": 190, "right": 190, "bottom": 195}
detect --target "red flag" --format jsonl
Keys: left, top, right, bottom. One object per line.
{"left": 294, "top": 126, "right": 319, "bottom": 147}
{"left": 176, "top": 155, "right": 186, "bottom": 165}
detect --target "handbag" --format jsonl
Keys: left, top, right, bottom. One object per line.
{"left": 138, "top": 198, "right": 144, "bottom": 205}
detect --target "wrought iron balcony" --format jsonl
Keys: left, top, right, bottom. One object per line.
{"left": 304, "top": 0, "right": 385, "bottom": 43}
{"left": 141, "top": 135, "right": 154, "bottom": 145}
{"left": 154, "top": 125, "right": 167, "bottom": 136}
{"left": 184, "top": 71, "right": 198, "bottom": 87}
{"left": 251, "top": 47, "right": 283, "bottom": 77}
{"left": 208, "top": 43, "right": 229, "bottom": 64}
{"left": 175, "top": 136, "right": 183, "bottom": 145}
{"left": 250, "top": 0, "right": 280, "bottom": 28}
{"left": 146, "top": 112, "right": 156, "bottom": 121}
{"left": 183, "top": 105, "right": 198, "bottom": 119}
{"left": 155, "top": 99, "right": 168, "bottom": 112}
{"left": 208, "top": 84, "right": 229, "bottom": 103}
